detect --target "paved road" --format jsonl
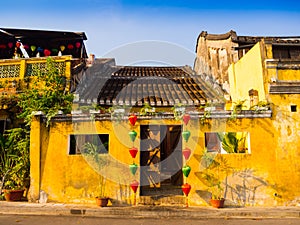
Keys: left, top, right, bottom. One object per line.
{"left": 1, "top": 215, "right": 300, "bottom": 225}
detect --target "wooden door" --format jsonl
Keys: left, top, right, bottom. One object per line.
{"left": 140, "top": 125, "right": 183, "bottom": 196}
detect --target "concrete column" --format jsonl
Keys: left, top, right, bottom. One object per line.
{"left": 28, "top": 116, "right": 41, "bottom": 202}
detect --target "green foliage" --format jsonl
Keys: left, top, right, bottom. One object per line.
{"left": 0, "top": 128, "right": 30, "bottom": 191}
{"left": 230, "top": 99, "right": 246, "bottom": 120}
{"left": 200, "top": 152, "right": 233, "bottom": 200}
{"left": 17, "top": 57, "right": 74, "bottom": 126}
{"left": 82, "top": 141, "right": 108, "bottom": 197}
{"left": 217, "top": 132, "right": 247, "bottom": 153}
{"left": 171, "top": 103, "right": 185, "bottom": 120}
{"left": 140, "top": 103, "right": 155, "bottom": 116}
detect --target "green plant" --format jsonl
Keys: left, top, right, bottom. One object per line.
{"left": 139, "top": 103, "right": 155, "bottom": 116}
{"left": 82, "top": 142, "right": 108, "bottom": 198}
{"left": 0, "top": 128, "right": 30, "bottom": 193}
{"left": 200, "top": 152, "right": 232, "bottom": 200}
{"left": 230, "top": 99, "right": 246, "bottom": 120}
{"left": 17, "top": 57, "right": 74, "bottom": 126}
{"left": 171, "top": 103, "right": 185, "bottom": 120}
{"left": 250, "top": 100, "right": 270, "bottom": 112}
{"left": 217, "top": 132, "right": 248, "bottom": 154}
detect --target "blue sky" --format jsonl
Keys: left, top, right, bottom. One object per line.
{"left": 1, "top": 0, "right": 300, "bottom": 66}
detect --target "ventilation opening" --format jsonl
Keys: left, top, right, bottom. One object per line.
{"left": 291, "top": 105, "right": 297, "bottom": 112}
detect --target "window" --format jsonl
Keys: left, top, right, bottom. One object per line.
{"left": 273, "top": 45, "right": 300, "bottom": 59}
{"left": 69, "top": 134, "right": 109, "bottom": 155}
{"left": 291, "top": 105, "right": 297, "bottom": 112}
{"left": 205, "top": 132, "right": 250, "bottom": 154}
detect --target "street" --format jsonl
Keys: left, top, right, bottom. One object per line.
{"left": 0, "top": 215, "right": 300, "bottom": 225}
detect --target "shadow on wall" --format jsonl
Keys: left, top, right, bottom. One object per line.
{"left": 196, "top": 168, "right": 279, "bottom": 207}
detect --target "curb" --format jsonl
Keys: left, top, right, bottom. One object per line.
{"left": 0, "top": 202, "right": 300, "bottom": 219}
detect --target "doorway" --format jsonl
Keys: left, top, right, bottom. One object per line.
{"left": 140, "top": 125, "right": 183, "bottom": 196}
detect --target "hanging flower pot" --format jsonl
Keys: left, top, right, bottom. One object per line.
{"left": 182, "top": 183, "right": 191, "bottom": 196}
{"left": 182, "top": 130, "right": 191, "bottom": 142}
{"left": 129, "top": 130, "right": 137, "bottom": 142}
{"left": 128, "top": 114, "right": 137, "bottom": 126}
{"left": 130, "top": 180, "right": 139, "bottom": 193}
{"left": 129, "top": 163, "right": 138, "bottom": 175}
{"left": 182, "top": 165, "right": 191, "bottom": 177}
{"left": 182, "top": 114, "right": 191, "bottom": 126}
{"left": 129, "top": 147, "right": 138, "bottom": 158}
{"left": 182, "top": 147, "right": 192, "bottom": 160}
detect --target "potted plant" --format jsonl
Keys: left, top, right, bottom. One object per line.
{"left": 82, "top": 141, "right": 110, "bottom": 207}
{"left": 0, "top": 128, "right": 30, "bottom": 201}
{"left": 200, "top": 152, "right": 232, "bottom": 208}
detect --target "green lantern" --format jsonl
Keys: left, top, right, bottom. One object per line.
{"left": 182, "top": 130, "right": 191, "bottom": 142}
{"left": 182, "top": 165, "right": 191, "bottom": 177}
{"left": 129, "top": 130, "right": 137, "bottom": 142}
{"left": 129, "top": 163, "right": 138, "bottom": 175}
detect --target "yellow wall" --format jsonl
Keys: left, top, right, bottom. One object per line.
{"left": 228, "top": 42, "right": 266, "bottom": 108}
{"left": 29, "top": 114, "right": 300, "bottom": 207}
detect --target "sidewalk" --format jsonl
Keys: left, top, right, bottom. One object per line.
{"left": 0, "top": 201, "right": 300, "bottom": 219}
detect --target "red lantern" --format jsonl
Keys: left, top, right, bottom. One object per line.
{"left": 129, "top": 147, "right": 138, "bottom": 158}
{"left": 16, "top": 42, "right": 21, "bottom": 48}
{"left": 128, "top": 114, "right": 137, "bottom": 126}
{"left": 44, "top": 49, "right": 51, "bottom": 56}
{"left": 182, "top": 183, "right": 191, "bottom": 196}
{"left": 182, "top": 147, "right": 191, "bottom": 160}
{"left": 67, "top": 44, "right": 74, "bottom": 49}
{"left": 8, "top": 42, "right": 13, "bottom": 48}
{"left": 183, "top": 114, "right": 191, "bottom": 125}
{"left": 130, "top": 180, "right": 139, "bottom": 193}
{"left": 75, "top": 42, "right": 81, "bottom": 48}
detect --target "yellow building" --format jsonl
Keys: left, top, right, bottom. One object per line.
{"left": 3, "top": 28, "right": 300, "bottom": 207}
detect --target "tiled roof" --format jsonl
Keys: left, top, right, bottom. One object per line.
{"left": 76, "top": 63, "right": 226, "bottom": 107}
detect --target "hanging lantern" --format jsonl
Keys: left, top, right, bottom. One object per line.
{"left": 182, "top": 165, "right": 191, "bottom": 177}
{"left": 44, "top": 49, "right": 51, "bottom": 56}
{"left": 60, "top": 45, "right": 65, "bottom": 51}
{"left": 130, "top": 180, "right": 139, "bottom": 193}
{"left": 75, "top": 42, "right": 81, "bottom": 48}
{"left": 129, "top": 147, "right": 138, "bottom": 158}
{"left": 182, "top": 114, "right": 191, "bottom": 126}
{"left": 67, "top": 44, "right": 74, "bottom": 49}
{"left": 16, "top": 42, "right": 21, "bottom": 48}
{"left": 182, "top": 130, "right": 191, "bottom": 142}
{"left": 182, "top": 183, "right": 191, "bottom": 196}
{"left": 128, "top": 114, "right": 137, "bottom": 126}
{"left": 37, "top": 47, "right": 43, "bottom": 53}
{"left": 0, "top": 44, "right": 6, "bottom": 49}
{"left": 23, "top": 44, "right": 29, "bottom": 49}
{"left": 129, "top": 163, "right": 138, "bottom": 175}
{"left": 8, "top": 42, "right": 13, "bottom": 48}
{"left": 129, "top": 130, "right": 137, "bottom": 142}
{"left": 182, "top": 147, "right": 192, "bottom": 160}
{"left": 30, "top": 45, "right": 36, "bottom": 52}
{"left": 52, "top": 48, "right": 58, "bottom": 54}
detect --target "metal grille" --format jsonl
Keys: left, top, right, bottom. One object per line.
{"left": 25, "top": 62, "right": 66, "bottom": 77}
{"left": 0, "top": 64, "right": 21, "bottom": 78}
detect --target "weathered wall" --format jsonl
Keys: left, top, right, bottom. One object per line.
{"left": 194, "top": 34, "right": 238, "bottom": 85}
{"left": 29, "top": 114, "right": 300, "bottom": 207}
{"left": 228, "top": 42, "right": 266, "bottom": 108}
